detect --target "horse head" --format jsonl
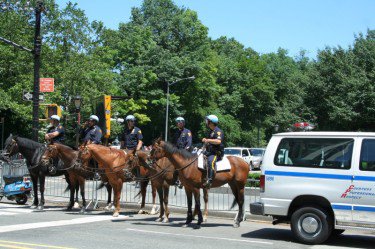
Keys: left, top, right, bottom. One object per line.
{"left": 40, "top": 142, "right": 58, "bottom": 167}
{"left": 78, "top": 141, "right": 93, "bottom": 169}
{"left": 1, "top": 134, "right": 19, "bottom": 162}
{"left": 150, "top": 137, "right": 166, "bottom": 161}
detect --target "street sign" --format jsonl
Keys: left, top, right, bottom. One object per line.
{"left": 40, "top": 78, "right": 54, "bottom": 92}
{"left": 22, "top": 91, "right": 44, "bottom": 102}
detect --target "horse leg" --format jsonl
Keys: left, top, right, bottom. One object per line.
{"left": 30, "top": 174, "right": 38, "bottom": 209}
{"left": 74, "top": 180, "right": 80, "bottom": 209}
{"left": 182, "top": 188, "right": 193, "bottom": 227}
{"left": 150, "top": 182, "right": 158, "bottom": 215}
{"left": 235, "top": 184, "right": 245, "bottom": 228}
{"left": 79, "top": 177, "right": 86, "bottom": 213}
{"left": 66, "top": 175, "right": 75, "bottom": 211}
{"left": 229, "top": 182, "right": 240, "bottom": 228}
{"left": 138, "top": 180, "right": 148, "bottom": 214}
{"left": 203, "top": 188, "right": 209, "bottom": 222}
{"left": 37, "top": 175, "right": 45, "bottom": 211}
{"left": 104, "top": 184, "right": 113, "bottom": 211}
{"left": 112, "top": 179, "right": 123, "bottom": 217}
{"left": 193, "top": 188, "right": 203, "bottom": 229}
{"left": 155, "top": 186, "right": 164, "bottom": 222}
{"left": 162, "top": 183, "right": 170, "bottom": 223}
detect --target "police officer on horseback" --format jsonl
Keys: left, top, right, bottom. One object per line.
{"left": 202, "top": 115, "right": 224, "bottom": 189}
{"left": 80, "top": 115, "right": 102, "bottom": 144}
{"left": 173, "top": 117, "right": 192, "bottom": 151}
{"left": 45, "top": 115, "right": 65, "bottom": 144}
{"left": 44, "top": 115, "right": 65, "bottom": 174}
{"left": 120, "top": 115, "right": 143, "bottom": 151}
{"left": 120, "top": 115, "right": 143, "bottom": 184}
{"left": 172, "top": 117, "right": 192, "bottom": 188}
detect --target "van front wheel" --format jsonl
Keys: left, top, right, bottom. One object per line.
{"left": 291, "top": 206, "right": 332, "bottom": 244}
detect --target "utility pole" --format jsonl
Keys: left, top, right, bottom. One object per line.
{"left": 32, "top": 0, "right": 43, "bottom": 141}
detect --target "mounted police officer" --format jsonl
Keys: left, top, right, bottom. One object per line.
{"left": 80, "top": 115, "right": 102, "bottom": 144}
{"left": 173, "top": 117, "right": 192, "bottom": 151}
{"left": 172, "top": 117, "right": 192, "bottom": 188}
{"left": 120, "top": 115, "right": 143, "bottom": 185}
{"left": 120, "top": 115, "right": 143, "bottom": 151}
{"left": 202, "top": 115, "right": 224, "bottom": 188}
{"left": 44, "top": 115, "right": 65, "bottom": 174}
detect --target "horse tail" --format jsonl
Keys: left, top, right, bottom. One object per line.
{"left": 230, "top": 198, "right": 238, "bottom": 210}
{"left": 97, "top": 182, "right": 106, "bottom": 190}
{"left": 64, "top": 185, "right": 70, "bottom": 193}
{"left": 134, "top": 190, "right": 142, "bottom": 199}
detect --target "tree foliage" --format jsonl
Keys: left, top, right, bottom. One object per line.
{"left": 1, "top": 0, "right": 374, "bottom": 147}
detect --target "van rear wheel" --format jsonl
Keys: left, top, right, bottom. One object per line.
{"left": 291, "top": 206, "right": 332, "bottom": 244}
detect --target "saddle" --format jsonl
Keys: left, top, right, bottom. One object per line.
{"left": 196, "top": 152, "right": 232, "bottom": 172}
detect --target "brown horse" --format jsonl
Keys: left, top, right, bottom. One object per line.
{"left": 151, "top": 139, "right": 249, "bottom": 228}
{"left": 79, "top": 143, "right": 136, "bottom": 217}
{"left": 41, "top": 142, "right": 113, "bottom": 212}
{"left": 131, "top": 151, "right": 210, "bottom": 223}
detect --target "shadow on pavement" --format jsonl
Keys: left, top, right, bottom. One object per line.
{"left": 242, "top": 228, "right": 375, "bottom": 249}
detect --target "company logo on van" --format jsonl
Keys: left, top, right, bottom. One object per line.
{"left": 341, "top": 185, "right": 374, "bottom": 199}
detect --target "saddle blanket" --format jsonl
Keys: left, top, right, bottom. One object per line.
{"left": 196, "top": 153, "right": 232, "bottom": 172}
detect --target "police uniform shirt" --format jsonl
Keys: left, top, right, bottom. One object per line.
{"left": 120, "top": 127, "right": 143, "bottom": 150}
{"left": 47, "top": 125, "right": 65, "bottom": 143}
{"left": 83, "top": 125, "right": 102, "bottom": 144}
{"left": 206, "top": 127, "right": 224, "bottom": 154}
{"left": 174, "top": 128, "right": 192, "bottom": 150}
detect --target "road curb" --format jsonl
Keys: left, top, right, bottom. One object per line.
{"left": 44, "top": 196, "right": 272, "bottom": 223}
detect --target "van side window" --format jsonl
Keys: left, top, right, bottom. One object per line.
{"left": 242, "top": 149, "right": 249, "bottom": 157}
{"left": 274, "top": 138, "right": 353, "bottom": 170}
{"left": 360, "top": 139, "right": 375, "bottom": 171}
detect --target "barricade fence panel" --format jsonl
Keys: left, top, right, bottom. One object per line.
{"left": 2, "top": 162, "right": 260, "bottom": 212}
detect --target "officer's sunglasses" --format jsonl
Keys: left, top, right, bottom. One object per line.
{"left": 176, "top": 121, "right": 184, "bottom": 124}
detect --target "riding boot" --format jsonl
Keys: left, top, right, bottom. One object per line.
{"left": 203, "top": 167, "right": 215, "bottom": 189}
{"left": 49, "top": 158, "right": 58, "bottom": 175}
{"left": 173, "top": 171, "right": 183, "bottom": 189}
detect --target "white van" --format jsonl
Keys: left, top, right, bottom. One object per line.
{"left": 250, "top": 132, "right": 375, "bottom": 244}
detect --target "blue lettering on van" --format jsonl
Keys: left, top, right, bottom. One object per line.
{"left": 266, "top": 176, "right": 274, "bottom": 181}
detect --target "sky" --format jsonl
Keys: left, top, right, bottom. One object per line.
{"left": 55, "top": 0, "right": 375, "bottom": 58}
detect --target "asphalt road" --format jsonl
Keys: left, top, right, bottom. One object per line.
{"left": 0, "top": 201, "right": 374, "bottom": 249}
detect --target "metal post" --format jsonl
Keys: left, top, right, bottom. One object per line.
{"left": 164, "top": 83, "right": 170, "bottom": 142}
{"left": 75, "top": 111, "right": 81, "bottom": 147}
{"left": 1, "top": 117, "right": 4, "bottom": 150}
{"left": 32, "top": 0, "right": 43, "bottom": 142}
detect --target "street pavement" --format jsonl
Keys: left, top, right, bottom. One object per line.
{"left": 0, "top": 201, "right": 374, "bottom": 249}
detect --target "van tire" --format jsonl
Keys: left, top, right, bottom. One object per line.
{"left": 291, "top": 206, "right": 332, "bottom": 244}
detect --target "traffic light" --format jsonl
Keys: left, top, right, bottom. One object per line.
{"left": 94, "top": 95, "right": 111, "bottom": 139}
{"left": 45, "top": 104, "right": 62, "bottom": 119}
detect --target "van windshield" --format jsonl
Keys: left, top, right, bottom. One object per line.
{"left": 250, "top": 149, "right": 265, "bottom": 157}
{"left": 274, "top": 138, "right": 354, "bottom": 170}
{"left": 224, "top": 149, "right": 241, "bottom": 155}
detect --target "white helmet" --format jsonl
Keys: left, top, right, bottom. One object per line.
{"left": 125, "top": 115, "right": 136, "bottom": 121}
{"left": 89, "top": 115, "right": 99, "bottom": 122}
{"left": 50, "top": 115, "right": 60, "bottom": 121}
{"left": 175, "top": 117, "right": 185, "bottom": 123}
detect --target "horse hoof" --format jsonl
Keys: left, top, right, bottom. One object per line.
{"left": 138, "top": 209, "right": 146, "bottom": 214}
{"left": 74, "top": 202, "right": 80, "bottom": 209}
{"left": 203, "top": 216, "right": 208, "bottom": 222}
{"left": 37, "top": 206, "right": 44, "bottom": 211}
{"left": 233, "top": 223, "right": 240, "bottom": 228}
{"left": 162, "top": 218, "right": 169, "bottom": 223}
{"left": 193, "top": 224, "right": 201, "bottom": 230}
{"left": 66, "top": 206, "right": 73, "bottom": 211}
{"left": 113, "top": 212, "right": 119, "bottom": 217}
{"left": 182, "top": 224, "right": 189, "bottom": 228}
{"left": 30, "top": 205, "right": 37, "bottom": 209}
{"left": 155, "top": 218, "right": 163, "bottom": 222}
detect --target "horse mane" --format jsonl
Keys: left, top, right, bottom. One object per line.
{"left": 163, "top": 142, "right": 196, "bottom": 160}
{"left": 15, "top": 136, "right": 43, "bottom": 149}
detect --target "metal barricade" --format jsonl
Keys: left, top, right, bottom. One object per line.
{"left": 3, "top": 160, "right": 261, "bottom": 213}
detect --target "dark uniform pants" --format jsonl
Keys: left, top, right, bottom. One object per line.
{"left": 207, "top": 154, "right": 220, "bottom": 181}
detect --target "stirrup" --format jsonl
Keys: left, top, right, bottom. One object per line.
{"left": 49, "top": 167, "right": 57, "bottom": 174}
{"left": 203, "top": 179, "right": 212, "bottom": 189}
